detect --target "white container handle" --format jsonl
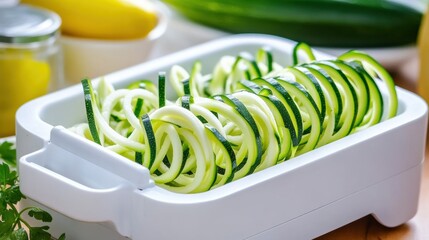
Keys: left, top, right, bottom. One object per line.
{"left": 19, "top": 126, "right": 153, "bottom": 237}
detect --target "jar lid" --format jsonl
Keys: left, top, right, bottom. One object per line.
{"left": 0, "top": 4, "right": 61, "bottom": 44}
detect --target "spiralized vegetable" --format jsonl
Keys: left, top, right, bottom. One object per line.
{"left": 70, "top": 43, "right": 398, "bottom": 193}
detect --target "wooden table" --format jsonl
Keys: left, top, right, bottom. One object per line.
{"left": 316, "top": 71, "right": 429, "bottom": 240}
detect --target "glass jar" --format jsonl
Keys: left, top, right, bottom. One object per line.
{"left": 0, "top": 4, "right": 63, "bottom": 137}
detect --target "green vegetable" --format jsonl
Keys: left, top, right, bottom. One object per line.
{"left": 0, "top": 142, "right": 16, "bottom": 168}
{"left": 82, "top": 78, "right": 101, "bottom": 145}
{"left": 0, "top": 141, "right": 65, "bottom": 240}
{"left": 162, "top": 0, "right": 422, "bottom": 47}
{"left": 72, "top": 43, "right": 398, "bottom": 193}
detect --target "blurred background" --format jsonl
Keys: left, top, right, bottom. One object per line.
{"left": 0, "top": 0, "right": 428, "bottom": 137}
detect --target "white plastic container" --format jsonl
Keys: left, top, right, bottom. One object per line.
{"left": 16, "top": 35, "right": 428, "bottom": 240}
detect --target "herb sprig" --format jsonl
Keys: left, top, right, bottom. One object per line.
{"left": 0, "top": 141, "right": 65, "bottom": 240}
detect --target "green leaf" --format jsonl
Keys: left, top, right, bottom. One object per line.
{"left": 29, "top": 226, "right": 51, "bottom": 240}
{"left": 0, "top": 163, "right": 11, "bottom": 185}
{"left": 57, "top": 233, "right": 66, "bottom": 240}
{"left": 0, "top": 163, "right": 17, "bottom": 186}
{"left": 0, "top": 234, "right": 12, "bottom": 240}
{"left": 0, "top": 209, "right": 17, "bottom": 234}
{"left": 0, "top": 142, "right": 17, "bottom": 167}
{"left": 27, "top": 208, "right": 53, "bottom": 222}
{"left": 4, "top": 185, "right": 24, "bottom": 205}
{"left": 9, "top": 228, "right": 29, "bottom": 240}
{"left": 0, "top": 199, "right": 6, "bottom": 212}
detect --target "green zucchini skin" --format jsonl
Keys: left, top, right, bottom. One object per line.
{"left": 163, "top": 0, "right": 422, "bottom": 47}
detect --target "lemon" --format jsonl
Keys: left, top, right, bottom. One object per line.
{"left": 0, "top": 51, "right": 50, "bottom": 137}
{"left": 21, "top": 0, "right": 158, "bottom": 40}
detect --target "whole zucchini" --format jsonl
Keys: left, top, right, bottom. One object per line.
{"left": 163, "top": 0, "right": 423, "bottom": 47}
